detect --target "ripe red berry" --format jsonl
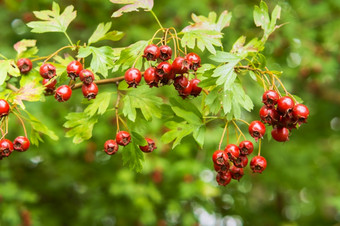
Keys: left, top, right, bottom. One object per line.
{"left": 248, "top": 121, "right": 266, "bottom": 141}
{"left": 216, "top": 171, "right": 232, "bottom": 186}
{"left": 250, "top": 156, "right": 267, "bottom": 173}
{"left": 143, "top": 44, "right": 160, "bottom": 61}
{"left": 0, "top": 139, "right": 14, "bottom": 158}
{"left": 233, "top": 155, "right": 248, "bottom": 168}
{"left": 212, "top": 150, "right": 228, "bottom": 166}
{"left": 185, "top": 53, "right": 201, "bottom": 71}
{"left": 271, "top": 127, "right": 290, "bottom": 142}
{"left": 104, "top": 140, "right": 119, "bottom": 155}
{"left": 139, "top": 138, "right": 157, "bottom": 153}
{"left": 238, "top": 140, "right": 254, "bottom": 155}
{"left": 67, "top": 60, "right": 83, "bottom": 80}
{"left": 82, "top": 83, "right": 98, "bottom": 100}
{"left": 79, "top": 69, "right": 95, "bottom": 85}
{"left": 229, "top": 165, "right": 244, "bottom": 181}
{"left": 279, "top": 115, "right": 297, "bottom": 130}
{"left": 39, "top": 63, "right": 56, "bottom": 79}
{"left": 116, "top": 131, "right": 131, "bottom": 146}
{"left": 224, "top": 144, "right": 240, "bottom": 161}
{"left": 144, "top": 67, "right": 159, "bottom": 88}
{"left": 159, "top": 45, "right": 172, "bottom": 61}
{"left": 42, "top": 78, "right": 57, "bottom": 93}
{"left": 156, "top": 62, "right": 172, "bottom": 78}
{"left": 178, "top": 81, "right": 193, "bottom": 99}
{"left": 277, "top": 96, "right": 295, "bottom": 114}
{"left": 292, "top": 104, "right": 309, "bottom": 124}
{"left": 54, "top": 85, "right": 72, "bottom": 102}
{"left": 125, "top": 68, "right": 142, "bottom": 88}
{"left": 213, "top": 163, "right": 229, "bottom": 173}
{"left": 17, "top": 58, "right": 32, "bottom": 74}
{"left": 190, "top": 79, "right": 202, "bottom": 97}
{"left": 13, "top": 136, "right": 30, "bottom": 152}
{"left": 262, "top": 90, "right": 279, "bottom": 106}
{"left": 173, "top": 75, "right": 189, "bottom": 90}
{"left": 0, "top": 99, "right": 10, "bottom": 117}
{"left": 259, "top": 105, "right": 279, "bottom": 125}
{"left": 172, "top": 57, "right": 190, "bottom": 74}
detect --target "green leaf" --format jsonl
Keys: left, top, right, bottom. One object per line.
{"left": 253, "top": 1, "right": 270, "bottom": 31}
{"left": 131, "top": 131, "right": 147, "bottom": 146}
{"left": 212, "top": 63, "right": 238, "bottom": 91}
{"left": 13, "top": 39, "right": 38, "bottom": 58}
{"left": 181, "top": 30, "right": 222, "bottom": 54}
{"left": 205, "top": 88, "right": 221, "bottom": 114}
{"left": 169, "top": 98, "right": 202, "bottom": 119}
{"left": 222, "top": 91, "right": 232, "bottom": 115}
{"left": 110, "top": 0, "right": 154, "bottom": 17}
{"left": 269, "top": 5, "right": 282, "bottom": 33}
{"left": 209, "top": 51, "right": 242, "bottom": 63}
{"left": 88, "top": 22, "right": 124, "bottom": 45}
{"left": 193, "top": 126, "right": 205, "bottom": 147}
{"left": 27, "top": 2, "right": 76, "bottom": 33}
{"left": 0, "top": 60, "right": 20, "bottom": 85}
{"left": 122, "top": 143, "right": 145, "bottom": 172}
{"left": 84, "top": 92, "right": 113, "bottom": 117}
{"left": 161, "top": 121, "right": 194, "bottom": 149}
{"left": 12, "top": 78, "right": 45, "bottom": 109}
{"left": 182, "top": 11, "right": 232, "bottom": 32}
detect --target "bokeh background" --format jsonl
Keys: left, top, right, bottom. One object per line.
{"left": 1, "top": 0, "right": 340, "bottom": 225}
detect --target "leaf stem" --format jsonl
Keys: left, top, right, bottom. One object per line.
{"left": 63, "top": 31, "right": 75, "bottom": 47}
{"left": 13, "top": 111, "right": 28, "bottom": 138}
{"left": 0, "top": 53, "right": 8, "bottom": 60}
{"left": 44, "top": 45, "right": 74, "bottom": 63}
{"left": 150, "top": 10, "right": 164, "bottom": 30}
{"left": 115, "top": 88, "right": 120, "bottom": 133}
{"left": 258, "top": 138, "right": 262, "bottom": 156}
{"left": 218, "top": 121, "right": 228, "bottom": 150}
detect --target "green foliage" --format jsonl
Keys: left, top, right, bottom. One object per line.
{"left": 110, "top": 0, "right": 154, "bottom": 17}
{"left": 88, "top": 22, "right": 124, "bottom": 45}
{"left": 0, "top": 60, "right": 20, "bottom": 85}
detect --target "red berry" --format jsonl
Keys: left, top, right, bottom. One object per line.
{"left": 238, "top": 140, "right": 254, "bottom": 155}
{"left": 233, "top": 155, "right": 248, "bottom": 168}
{"left": 229, "top": 165, "right": 244, "bottom": 181}
{"left": 67, "top": 60, "right": 83, "bottom": 80}
{"left": 277, "top": 96, "right": 295, "bottom": 114}
{"left": 116, "top": 131, "right": 131, "bottom": 146}
{"left": 212, "top": 150, "right": 228, "bottom": 166}
{"left": 259, "top": 105, "right": 279, "bottom": 125}
{"left": 0, "top": 99, "right": 10, "bottom": 117}
{"left": 224, "top": 144, "right": 240, "bottom": 161}
{"left": 39, "top": 63, "right": 56, "bottom": 79}
{"left": 54, "top": 85, "right": 72, "bottom": 102}
{"left": 79, "top": 69, "right": 95, "bottom": 85}
{"left": 185, "top": 53, "right": 201, "bottom": 71}
{"left": 250, "top": 156, "right": 267, "bottom": 173}
{"left": 156, "top": 62, "right": 172, "bottom": 78}
{"left": 144, "top": 67, "right": 159, "bottom": 88}
{"left": 42, "top": 78, "right": 57, "bottom": 94}
{"left": 292, "top": 104, "right": 309, "bottom": 124}
{"left": 248, "top": 121, "right": 266, "bottom": 141}
{"left": 216, "top": 171, "right": 232, "bottom": 186}
{"left": 178, "top": 81, "right": 193, "bottom": 99}
{"left": 82, "top": 83, "right": 98, "bottom": 100}
{"left": 159, "top": 45, "right": 172, "bottom": 61}
{"left": 0, "top": 139, "right": 14, "bottom": 158}
{"left": 13, "top": 136, "right": 30, "bottom": 152}
{"left": 278, "top": 115, "right": 297, "bottom": 130}
{"left": 190, "top": 79, "right": 202, "bottom": 97}
{"left": 17, "top": 58, "right": 32, "bottom": 74}
{"left": 143, "top": 44, "right": 160, "bottom": 61}
{"left": 139, "top": 138, "right": 157, "bottom": 153}
{"left": 173, "top": 75, "right": 189, "bottom": 90}
{"left": 213, "top": 163, "right": 229, "bottom": 173}
{"left": 125, "top": 68, "right": 142, "bottom": 88}
{"left": 172, "top": 57, "right": 190, "bottom": 74}
{"left": 262, "top": 90, "right": 279, "bottom": 106}
{"left": 104, "top": 140, "right": 119, "bottom": 155}
{"left": 271, "top": 127, "right": 290, "bottom": 142}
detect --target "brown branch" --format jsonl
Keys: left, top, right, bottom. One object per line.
{"left": 72, "top": 76, "right": 125, "bottom": 90}
{"left": 6, "top": 83, "right": 19, "bottom": 92}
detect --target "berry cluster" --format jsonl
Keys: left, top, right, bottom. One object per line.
{"left": 124, "top": 44, "right": 202, "bottom": 99}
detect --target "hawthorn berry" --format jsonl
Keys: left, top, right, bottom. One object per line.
{"left": 156, "top": 62, "right": 172, "bottom": 78}
{"left": 271, "top": 127, "right": 290, "bottom": 142}
{"left": 139, "top": 138, "right": 157, "bottom": 153}
{"left": 229, "top": 165, "right": 244, "bottom": 181}
{"left": 0, "top": 99, "right": 10, "bottom": 117}
{"left": 125, "top": 68, "right": 142, "bottom": 88}
{"left": 172, "top": 57, "right": 190, "bottom": 74}
{"left": 0, "top": 139, "right": 14, "bottom": 158}
{"left": 279, "top": 115, "right": 297, "bottom": 130}
{"left": 13, "top": 136, "right": 30, "bottom": 152}
{"left": 143, "top": 44, "right": 160, "bottom": 61}
{"left": 178, "top": 81, "right": 193, "bottom": 99}
{"left": 54, "top": 85, "right": 72, "bottom": 102}
{"left": 104, "top": 140, "right": 119, "bottom": 155}
{"left": 249, "top": 121, "right": 266, "bottom": 141}
{"left": 17, "top": 58, "right": 32, "bottom": 74}
{"left": 79, "top": 69, "right": 95, "bottom": 85}
{"left": 216, "top": 171, "right": 232, "bottom": 186}
{"left": 224, "top": 144, "right": 240, "bottom": 161}
{"left": 39, "top": 63, "right": 56, "bottom": 79}
{"left": 250, "top": 156, "right": 267, "bottom": 173}
{"left": 262, "top": 90, "right": 279, "bottom": 106}
{"left": 292, "top": 104, "right": 309, "bottom": 124}
{"left": 82, "top": 83, "right": 98, "bottom": 100}
{"left": 259, "top": 105, "right": 279, "bottom": 125}
{"left": 144, "top": 67, "right": 159, "bottom": 88}
{"left": 213, "top": 163, "right": 229, "bottom": 173}
{"left": 277, "top": 96, "right": 295, "bottom": 114}
{"left": 212, "top": 150, "right": 228, "bottom": 166}
{"left": 116, "top": 131, "right": 131, "bottom": 146}
{"left": 190, "top": 79, "right": 202, "bottom": 97}
{"left": 233, "top": 155, "right": 248, "bottom": 168}
{"left": 42, "top": 78, "right": 57, "bottom": 93}
{"left": 66, "top": 60, "right": 83, "bottom": 80}
{"left": 185, "top": 53, "right": 201, "bottom": 71}
{"left": 159, "top": 45, "right": 172, "bottom": 61}
{"left": 238, "top": 140, "right": 254, "bottom": 156}
{"left": 173, "top": 75, "right": 189, "bottom": 90}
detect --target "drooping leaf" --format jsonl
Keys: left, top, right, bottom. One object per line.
{"left": 0, "top": 60, "right": 20, "bottom": 85}
{"left": 169, "top": 98, "right": 202, "bottom": 125}
{"left": 110, "top": 0, "right": 154, "bottom": 17}
{"left": 161, "top": 121, "right": 194, "bottom": 149}
{"left": 84, "top": 92, "right": 113, "bottom": 117}
{"left": 88, "top": 22, "right": 124, "bottom": 45}
{"left": 14, "top": 39, "right": 38, "bottom": 58}
{"left": 193, "top": 126, "right": 206, "bottom": 147}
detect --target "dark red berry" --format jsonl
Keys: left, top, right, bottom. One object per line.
{"left": 79, "top": 69, "right": 95, "bottom": 85}
{"left": 224, "top": 144, "right": 240, "bottom": 161}
{"left": 143, "top": 44, "right": 160, "bottom": 61}
{"left": 17, "top": 58, "right": 32, "bottom": 74}
{"left": 185, "top": 53, "right": 201, "bottom": 71}
{"left": 13, "top": 136, "right": 30, "bottom": 152}
{"left": 104, "top": 140, "right": 119, "bottom": 155}
{"left": 271, "top": 127, "right": 290, "bottom": 142}
{"left": 292, "top": 104, "right": 309, "bottom": 124}
{"left": 250, "top": 156, "right": 267, "bottom": 173}
{"left": 277, "top": 96, "right": 295, "bottom": 114}
{"left": 82, "top": 83, "right": 98, "bottom": 100}
{"left": 67, "top": 60, "right": 83, "bottom": 80}
{"left": 39, "top": 63, "right": 56, "bottom": 79}
{"left": 144, "top": 67, "right": 159, "bottom": 88}
{"left": 178, "top": 81, "right": 193, "bottom": 99}
{"left": 213, "top": 163, "right": 229, "bottom": 173}
{"left": 139, "top": 138, "right": 157, "bottom": 153}
{"left": 116, "top": 131, "right": 131, "bottom": 146}
{"left": 229, "top": 165, "right": 244, "bottom": 181}
{"left": 238, "top": 140, "right": 254, "bottom": 156}
{"left": 233, "top": 155, "right": 248, "bottom": 168}
{"left": 262, "top": 90, "right": 279, "bottom": 106}
{"left": 159, "top": 45, "right": 172, "bottom": 61}
{"left": 42, "top": 78, "right": 57, "bottom": 93}
{"left": 248, "top": 121, "right": 266, "bottom": 142}
{"left": 259, "top": 105, "right": 279, "bottom": 125}
{"left": 54, "top": 85, "right": 72, "bottom": 102}
{"left": 173, "top": 75, "right": 189, "bottom": 90}
{"left": 156, "top": 62, "right": 172, "bottom": 78}
{"left": 125, "top": 68, "right": 142, "bottom": 88}
{"left": 172, "top": 57, "right": 190, "bottom": 74}
{"left": 0, "top": 99, "right": 10, "bottom": 117}
{"left": 216, "top": 171, "right": 232, "bottom": 186}
{"left": 0, "top": 139, "right": 14, "bottom": 158}
{"left": 190, "top": 79, "right": 202, "bottom": 97}
{"left": 212, "top": 150, "right": 228, "bottom": 166}
{"left": 279, "top": 115, "right": 297, "bottom": 130}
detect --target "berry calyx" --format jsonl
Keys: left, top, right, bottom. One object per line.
{"left": 172, "top": 57, "right": 190, "bottom": 74}
{"left": 185, "top": 53, "right": 201, "bottom": 71}
{"left": 139, "top": 138, "right": 157, "bottom": 153}
{"left": 173, "top": 75, "right": 189, "bottom": 90}
{"left": 66, "top": 60, "right": 83, "bottom": 80}
{"left": 104, "top": 140, "right": 119, "bottom": 155}
{"left": 212, "top": 150, "right": 228, "bottom": 166}
{"left": 190, "top": 79, "right": 202, "bottom": 97}
{"left": 116, "top": 131, "right": 131, "bottom": 146}
{"left": 262, "top": 90, "right": 279, "bottom": 106}
{"left": 213, "top": 163, "right": 229, "bottom": 173}
{"left": 233, "top": 155, "right": 248, "bottom": 168}
{"left": 229, "top": 165, "right": 244, "bottom": 181}
{"left": 259, "top": 105, "right": 279, "bottom": 125}
{"left": 0, "top": 139, "right": 14, "bottom": 158}
{"left": 238, "top": 140, "right": 254, "bottom": 155}
{"left": 224, "top": 144, "right": 240, "bottom": 161}
{"left": 271, "top": 127, "right": 290, "bottom": 142}
{"left": 144, "top": 67, "right": 159, "bottom": 88}
{"left": 216, "top": 171, "right": 232, "bottom": 186}
{"left": 79, "top": 69, "right": 95, "bottom": 85}
{"left": 54, "top": 85, "right": 72, "bottom": 102}
{"left": 17, "top": 58, "right": 32, "bottom": 74}
{"left": 143, "top": 44, "right": 160, "bottom": 61}
{"left": 292, "top": 104, "right": 309, "bottom": 124}
{"left": 248, "top": 121, "right": 266, "bottom": 141}
{"left": 277, "top": 96, "right": 295, "bottom": 114}
{"left": 82, "top": 83, "right": 98, "bottom": 100}
{"left": 250, "top": 156, "right": 267, "bottom": 173}
{"left": 159, "top": 45, "right": 172, "bottom": 61}
{"left": 13, "top": 136, "right": 30, "bottom": 152}
{"left": 39, "top": 63, "right": 56, "bottom": 79}
{"left": 125, "top": 68, "right": 142, "bottom": 88}
{"left": 0, "top": 99, "right": 10, "bottom": 118}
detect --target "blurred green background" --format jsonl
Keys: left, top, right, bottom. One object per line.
{"left": 1, "top": 0, "right": 340, "bottom": 225}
